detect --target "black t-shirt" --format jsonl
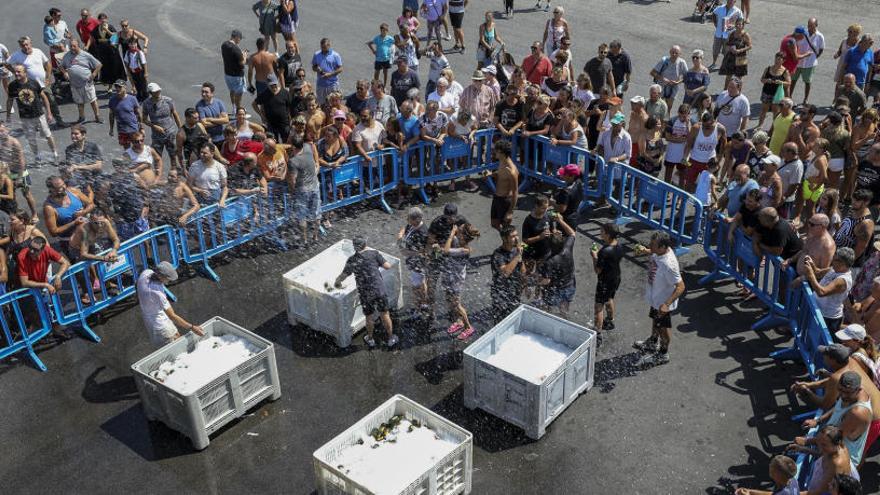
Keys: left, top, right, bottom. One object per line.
{"left": 221, "top": 40, "right": 245, "bottom": 77}
{"left": 428, "top": 213, "right": 468, "bottom": 243}
{"left": 401, "top": 223, "right": 428, "bottom": 272}
{"left": 856, "top": 159, "right": 880, "bottom": 204}
{"left": 495, "top": 100, "right": 525, "bottom": 129}
{"left": 491, "top": 246, "right": 523, "bottom": 298}
{"left": 64, "top": 141, "right": 103, "bottom": 184}
{"left": 255, "top": 88, "right": 293, "bottom": 129}
{"left": 522, "top": 213, "right": 553, "bottom": 260}
{"left": 607, "top": 51, "right": 632, "bottom": 88}
{"left": 554, "top": 180, "right": 583, "bottom": 221}
{"left": 738, "top": 203, "right": 761, "bottom": 231}
{"left": 525, "top": 109, "right": 556, "bottom": 133}
{"left": 758, "top": 220, "right": 804, "bottom": 259}
{"left": 583, "top": 57, "right": 612, "bottom": 92}
{"left": 346, "top": 93, "right": 370, "bottom": 115}
{"left": 341, "top": 249, "right": 387, "bottom": 298}
{"left": 277, "top": 52, "right": 302, "bottom": 84}
{"left": 390, "top": 69, "right": 420, "bottom": 105}
{"left": 539, "top": 235, "right": 576, "bottom": 290}
{"left": 596, "top": 243, "right": 624, "bottom": 283}
{"left": 228, "top": 165, "right": 264, "bottom": 193}
{"left": 8, "top": 79, "right": 44, "bottom": 119}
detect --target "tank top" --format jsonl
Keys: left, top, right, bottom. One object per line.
{"left": 482, "top": 25, "right": 496, "bottom": 45}
{"left": 448, "top": 0, "right": 466, "bottom": 13}
{"left": 236, "top": 122, "right": 254, "bottom": 139}
{"left": 761, "top": 67, "right": 787, "bottom": 96}
{"left": 807, "top": 455, "right": 860, "bottom": 494}
{"left": 834, "top": 213, "right": 871, "bottom": 249}
{"left": 182, "top": 124, "right": 209, "bottom": 156}
{"left": 126, "top": 146, "right": 154, "bottom": 166}
{"left": 46, "top": 191, "right": 84, "bottom": 240}
{"left": 545, "top": 20, "right": 565, "bottom": 53}
{"left": 828, "top": 396, "right": 872, "bottom": 466}
{"left": 399, "top": 37, "right": 419, "bottom": 68}
{"left": 815, "top": 270, "right": 852, "bottom": 319}
{"left": 665, "top": 118, "right": 690, "bottom": 164}
{"left": 691, "top": 124, "right": 719, "bottom": 163}
{"left": 559, "top": 124, "right": 588, "bottom": 148}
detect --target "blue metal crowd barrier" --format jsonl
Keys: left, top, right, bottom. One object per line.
{"left": 0, "top": 288, "right": 54, "bottom": 372}
{"left": 699, "top": 212, "right": 793, "bottom": 331}
{"left": 50, "top": 225, "right": 181, "bottom": 339}
{"left": 771, "top": 281, "right": 833, "bottom": 377}
{"left": 319, "top": 148, "right": 397, "bottom": 214}
{"left": 514, "top": 135, "right": 605, "bottom": 213}
{"left": 177, "top": 183, "right": 290, "bottom": 282}
{"left": 604, "top": 161, "right": 704, "bottom": 255}
{"left": 402, "top": 129, "right": 499, "bottom": 204}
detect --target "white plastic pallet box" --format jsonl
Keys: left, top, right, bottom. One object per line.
{"left": 313, "top": 394, "right": 473, "bottom": 495}
{"left": 283, "top": 239, "right": 403, "bottom": 347}
{"left": 130, "top": 316, "right": 281, "bottom": 450}
{"left": 463, "top": 305, "right": 595, "bottom": 440}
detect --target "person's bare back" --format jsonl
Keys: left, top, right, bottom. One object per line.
{"left": 250, "top": 51, "right": 277, "bottom": 82}
{"left": 796, "top": 233, "right": 835, "bottom": 275}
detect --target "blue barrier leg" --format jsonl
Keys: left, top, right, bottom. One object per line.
{"left": 319, "top": 225, "right": 327, "bottom": 237}
{"left": 673, "top": 246, "right": 690, "bottom": 257}
{"left": 518, "top": 176, "right": 531, "bottom": 193}
{"left": 418, "top": 187, "right": 431, "bottom": 205}
{"left": 791, "top": 410, "right": 821, "bottom": 422}
{"left": 76, "top": 317, "right": 102, "bottom": 343}
{"left": 752, "top": 313, "right": 789, "bottom": 332}
{"left": 199, "top": 260, "right": 221, "bottom": 283}
{"left": 698, "top": 268, "right": 730, "bottom": 286}
{"left": 769, "top": 346, "right": 799, "bottom": 361}
{"left": 23, "top": 342, "right": 48, "bottom": 372}
{"left": 613, "top": 211, "right": 633, "bottom": 226}
{"left": 377, "top": 195, "right": 392, "bottom": 214}
{"left": 164, "top": 287, "right": 177, "bottom": 303}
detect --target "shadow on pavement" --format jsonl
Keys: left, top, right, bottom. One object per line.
{"left": 82, "top": 366, "right": 139, "bottom": 403}
{"left": 431, "top": 386, "right": 534, "bottom": 453}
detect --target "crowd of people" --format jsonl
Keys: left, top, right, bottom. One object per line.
{"left": 1, "top": 0, "right": 880, "bottom": 492}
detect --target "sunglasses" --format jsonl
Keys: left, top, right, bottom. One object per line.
{"left": 132, "top": 139, "right": 145, "bottom": 143}
{"left": 808, "top": 221, "right": 824, "bottom": 227}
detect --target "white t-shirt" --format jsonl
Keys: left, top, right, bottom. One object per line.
{"left": 136, "top": 270, "right": 177, "bottom": 346}
{"left": 712, "top": 5, "right": 742, "bottom": 39}
{"left": 797, "top": 31, "right": 825, "bottom": 68}
{"left": 188, "top": 160, "right": 228, "bottom": 192}
{"left": 664, "top": 117, "right": 690, "bottom": 164}
{"left": 777, "top": 159, "right": 804, "bottom": 202}
{"left": 646, "top": 249, "right": 683, "bottom": 310}
{"left": 427, "top": 90, "right": 459, "bottom": 114}
{"left": 573, "top": 87, "right": 594, "bottom": 107}
{"left": 352, "top": 121, "right": 386, "bottom": 152}
{"left": 815, "top": 270, "right": 853, "bottom": 319}
{"left": 7, "top": 48, "right": 50, "bottom": 86}
{"left": 714, "top": 91, "right": 750, "bottom": 134}
{"left": 447, "top": 80, "right": 464, "bottom": 101}
{"left": 124, "top": 50, "right": 147, "bottom": 71}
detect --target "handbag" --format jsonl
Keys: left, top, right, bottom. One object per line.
{"left": 772, "top": 83, "right": 785, "bottom": 104}
{"left": 653, "top": 57, "right": 670, "bottom": 84}
{"left": 713, "top": 95, "right": 735, "bottom": 119}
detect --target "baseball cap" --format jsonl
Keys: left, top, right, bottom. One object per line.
{"left": 794, "top": 25, "right": 808, "bottom": 35}
{"left": 557, "top": 164, "right": 582, "bottom": 178}
{"left": 146, "top": 82, "right": 161, "bottom": 93}
{"left": 818, "top": 343, "right": 851, "bottom": 363}
{"left": 443, "top": 203, "right": 458, "bottom": 216}
{"left": 352, "top": 237, "right": 367, "bottom": 251}
{"left": 481, "top": 65, "right": 497, "bottom": 75}
{"left": 155, "top": 261, "right": 178, "bottom": 282}
{"left": 471, "top": 70, "right": 485, "bottom": 81}
{"left": 610, "top": 112, "right": 626, "bottom": 125}
{"left": 333, "top": 109, "right": 346, "bottom": 120}
{"left": 292, "top": 79, "right": 306, "bottom": 89}
{"left": 839, "top": 371, "right": 861, "bottom": 390}
{"left": 266, "top": 73, "right": 279, "bottom": 85}
{"left": 630, "top": 95, "right": 645, "bottom": 105}
{"left": 113, "top": 79, "right": 127, "bottom": 88}
{"left": 760, "top": 154, "right": 782, "bottom": 167}
{"left": 836, "top": 323, "right": 867, "bottom": 342}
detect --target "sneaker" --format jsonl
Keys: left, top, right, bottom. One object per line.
{"left": 595, "top": 332, "right": 603, "bottom": 348}
{"left": 707, "top": 63, "right": 717, "bottom": 71}
{"left": 641, "top": 351, "right": 670, "bottom": 366}
{"left": 442, "top": 33, "right": 452, "bottom": 41}
{"left": 544, "top": 4, "right": 550, "bottom": 11}
{"left": 363, "top": 334, "right": 377, "bottom": 348}
{"left": 456, "top": 326, "right": 475, "bottom": 341}
{"left": 602, "top": 319, "right": 615, "bottom": 331}
{"left": 386, "top": 334, "right": 399, "bottom": 347}
{"left": 633, "top": 337, "right": 660, "bottom": 353}
{"left": 534, "top": 1, "right": 541, "bottom": 7}
{"left": 447, "top": 322, "right": 464, "bottom": 335}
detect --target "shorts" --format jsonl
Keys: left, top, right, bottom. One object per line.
{"left": 595, "top": 278, "right": 621, "bottom": 304}
{"left": 117, "top": 131, "right": 135, "bottom": 148}
{"left": 148, "top": 321, "right": 179, "bottom": 348}
{"left": 315, "top": 84, "right": 339, "bottom": 105}
{"left": 664, "top": 160, "right": 687, "bottom": 172}
{"left": 409, "top": 270, "right": 425, "bottom": 288}
{"left": 661, "top": 83, "right": 678, "bottom": 100}
{"left": 255, "top": 80, "right": 269, "bottom": 95}
{"left": 71, "top": 83, "right": 97, "bottom": 105}
{"left": 224, "top": 75, "right": 246, "bottom": 95}
{"left": 760, "top": 92, "right": 776, "bottom": 105}
{"left": 294, "top": 189, "right": 321, "bottom": 221}
{"left": 544, "top": 285, "right": 576, "bottom": 307}
{"left": 152, "top": 136, "right": 177, "bottom": 157}
{"left": 712, "top": 36, "right": 727, "bottom": 59}
{"left": 801, "top": 179, "right": 824, "bottom": 202}
{"left": 9, "top": 170, "right": 32, "bottom": 193}
{"left": 21, "top": 115, "right": 52, "bottom": 140}
{"left": 449, "top": 12, "right": 464, "bottom": 29}
{"left": 868, "top": 80, "right": 880, "bottom": 99}
{"left": 361, "top": 293, "right": 389, "bottom": 315}
{"left": 828, "top": 157, "right": 845, "bottom": 173}
{"left": 374, "top": 60, "right": 391, "bottom": 71}
{"left": 823, "top": 316, "right": 843, "bottom": 333}
{"left": 116, "top": 216, "right": 150, "bottom": 241}
{"left": 685, "top": 159, "right": 709, "bottom": 185}
{"left": 649, "top": 307, "right": 672, "bottom": 329}
{"left": 792, "top": 66, "right": 815, "bottom": 85}
{"left": 490, "top": 195, "right": 513, "bottom": 222}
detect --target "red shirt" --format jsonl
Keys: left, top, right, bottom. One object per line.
{"left": 76, "top": 17, "right": 100, "bottom": 44}
{"left": 221, "top": 138, "right": 264, "bottom": 165}
{"left": 17, "top": 245, "right": 62, "bottom": 284}
{"left": 521, "top": 55, "right": 553, "bottom": 85}
{"left": 779, "top": 36, "right": 799, "bottom": 74}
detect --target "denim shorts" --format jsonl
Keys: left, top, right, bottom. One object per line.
{"left": 294, "top": 189, "right": 321, "bottom": 221}
{"left": 224, "top": 75, "right": 246, "bottom": 95}
{"left": 544, "top": 285, "right": 576, "bottom": 307}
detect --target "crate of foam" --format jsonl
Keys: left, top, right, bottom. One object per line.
{"left": 313, "top": 394, "right": 473, "bottom": 495}
{"left": 283, "top": 239, "right": 403, "bottom": 347}
{"left": 131, "top": 316, "right": 281, "bottom": 450}
{"left": 463, "top": 305, "right": 595, "bottom": 440}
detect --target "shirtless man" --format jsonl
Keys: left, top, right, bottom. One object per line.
{"left": 490, "top": 139, "right": 518, "bottom": 230}
{"left": 247, "top": 37, "right": 279, "bottom": 96}
{"left": 151, "top": 168, "right": 200, "bottom": 226}
{"left": 783, "top": 213, "right": 835, "bottom": 277}
{"left": 787, "top": 104, "right": 820, "bottom": 161}
{"left": 0, "top": 121, "right": 36, "bottom": 219}
{"left": 627, "top": 96, "right": 649, "bottom": 166}
{"left": 123, "top": 130, "right": 163, "bottom": 187}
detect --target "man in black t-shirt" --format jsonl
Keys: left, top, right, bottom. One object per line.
{"left": 220, "top": 30, "right": 248, "bottom": 111}
{"left": 425, "top": 203, "right": 468, "bottom": 317}
{"left": 583, "top": 43, "right": 615, "bottom": 95}
{"left": 494, "top": 87, "right": 525, "bottom": 138}
{"left": 253, "top": 74, "right": 292, "bottom": 142}
{"left": 397, "top": 207, "right": 429, "bottom": 312}
{"left": 6, "top": 65, "right": 57, "bottom": 159}
{"left": 521, "top": 196, "right": 554, "bottom": 263}
{"left": 277, "top": 40, "right": 303, "bottom": 88}
{"left": 390, "top": 57, "right": 420, "bottom": 106}
{"left": 64, "top": 124, "right": 103, "bottom": 193}
{"left": 335, "top": 237, "right": 398, "bottom": 348}
{"left": 491, "top": 225, "right": 525, "bottom": 324}
{"left": 538, "top": 215, "right": 576, "bottom": 317}
{"left": 855, "top": 143, "right": 880, "bottom": 205}
{"left": 591, "top": 222, "right": 624, "bottom": 339}
{"left": 553, "top": 164, "right": 584, "bottom": 226}
{"left": 754, "top": 207, "right": 804, "bottom": 259}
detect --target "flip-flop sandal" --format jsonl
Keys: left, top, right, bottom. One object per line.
{"left": 447, "top": 322, "right": 464, "bottom": 335}
{"left": 456, "top": 326, "right": 475, "bottom": 341}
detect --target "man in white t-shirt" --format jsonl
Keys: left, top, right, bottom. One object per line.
{"left": 136, "top": 262, "right": 204, "bottom": 348}
{"left": 715, "top": 77, "right": 750, "bottom": 134}
{"left": 709, "top": 0, "right": 743, "bottom": 70}
{"left": 427, "top": 77, "right": 459, "bottom": 116}
{"left": 791, "top": 19, "right": 825, "bottom": 105}
{"left": 634, "top": 232, "right": 686, "bottom": 365}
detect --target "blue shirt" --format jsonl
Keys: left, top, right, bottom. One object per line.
{"left": 311, "top": 49, "right": 343, "bottom": 88}
{"left": 195, "top": 98, "right": 228, "bottom": 143}
{"left": 402, "top": 0, "right": 420, "bottom": 11}
{"left": 398, "top": 114, "right": 420, "bottom": 141}
{"left": 845, "top": 46, "right": 875, "bottom": 87}
{"left": 772, "top": 478, "right": 800, "bottom": 495}
{"left": 726, "top": 178, "right": 758, "bottom": 217}
{"left": 108, "top": 94, "right": 141, "bottom": 134}
{"left": 372, "top": 35, "right": 395, "bottom": 63}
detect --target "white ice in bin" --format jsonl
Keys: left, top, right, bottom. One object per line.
{"left": 149, "top": 335, "right": 259, "bottom": 394}
{"left": 292, "top": 245, "right": 354, "bottom": 297}
{"left": 485, "top": 330, "right": 575, "bottom": 384}
{"left": 334, "top": 419, "right": 458, "bottom": 495}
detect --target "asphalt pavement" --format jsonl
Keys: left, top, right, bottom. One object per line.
{"left": 1, "top": 0, "right": 879, "bottom": 494}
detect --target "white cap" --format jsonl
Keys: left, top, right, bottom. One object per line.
{"left": 146, "top": 82, "right": 161, "bottom": 93}
{"left": 836, "top": 323, "right": 867, "bottom": 342}
{"left": 481, "top": 65, "right": 497, "bottom": 75}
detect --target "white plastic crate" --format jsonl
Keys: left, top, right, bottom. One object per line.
{"left": 130, "top": 316, "right": 281, "bottom": 450}
{"left": 313, "top": 394, "right": 473, "bottom": 495}
{"left": 463, "top": 305, "right": 595, "bottom": 440}
{"left": 283, "top": 239, "right": 403, "bottom": 347}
